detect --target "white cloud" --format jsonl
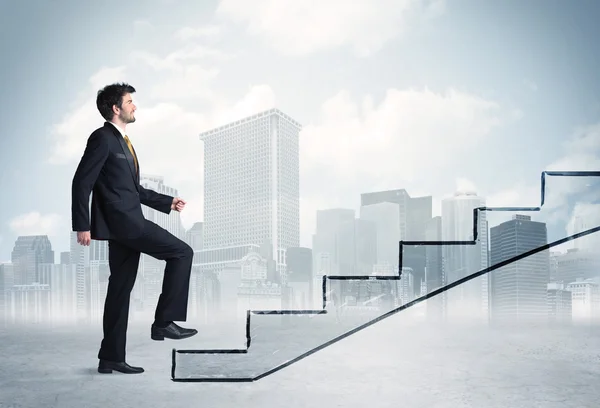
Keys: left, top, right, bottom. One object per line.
{"left": 295, "top": 96, "right": 598, "bottom": 245}
{"left": 484, "top": 181, "right": 541, "bottom": 229}
{"left": 47, "top": 36, "right": 276, "bottom": 231}
{"left": 174, "top": 25, "right": 222, "bottom": 41}
{"left": 46, "top": 44, "right": 226, "bottom": 166}
{"left": 8, "top": 212, "right": 64, "bottom": 251}
{"left": 9, "top": 212, "right": 62, "bottom": 235}
{"left": 147, "top": 65, "right": 220, "bottom": 101}
{"left": 131, "top": 45, "right": 232, "bottom": 71}
{"left": 53, "top": 10, "right": 600, "bottom": 251}
{"left": 54, "top": 67, "right": 507, "bottom": 246}
{"left": 455, "top": 177, "right": 478, "bottom": 194}
{"left": 216, "top": 0, "right": 445, "bottom": 57}
{"left": 210, "top": 84, "right": 276, "bottom": 125}
{"left": 134, "top": 20, "right": 153, "bottom": 32}
{"left": 47, "top": 66, "right": 129, "bottom": 165}
{"left": 557, "top": 122, "right": 600, "bottom": 160}
{"left": 128, "top": 46, "right": 233, "bottom": 103}
{"left": 89, "top": 66, "right": 128, "bottom": 92}
{"left": 47, "top": 98, "right": 100, "bottom": 165}
{"left": 45, "top": 2, "right": 455, "bottom": 248}
{"left": 300, "top": 87, "right": 503, "bottom": 186}
{"left": 131, "top": 84, "right": 275, "bottom": 227}
{"left": 297, "top": 87, "right": 507, "bottom": 243}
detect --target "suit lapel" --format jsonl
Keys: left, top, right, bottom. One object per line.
{"left": 104, "top": 122, "right": 139, "bottom": 191}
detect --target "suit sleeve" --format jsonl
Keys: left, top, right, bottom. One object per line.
{"left": 71, "top": 132, "right": 109, "bottom": 231}
{"left": 139, "top": 184, "right": 173, "bottom": 214}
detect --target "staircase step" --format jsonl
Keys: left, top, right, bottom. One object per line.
{"left": 173, "top": 288, "right": 401, "bottom": 381}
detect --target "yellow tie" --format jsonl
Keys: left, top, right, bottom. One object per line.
{"left": 123, "top": 135, "right": 138, "bottom": 172}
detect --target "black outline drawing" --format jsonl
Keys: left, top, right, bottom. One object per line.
{"left": 171, "top": 170, "right": 600, "bottom": 382}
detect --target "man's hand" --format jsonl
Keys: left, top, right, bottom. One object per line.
{"left": 77, "top": 231, "right": 91, "bottom": 246}
{"left": 171, "top": 197, "right": 186, "bottom": 212}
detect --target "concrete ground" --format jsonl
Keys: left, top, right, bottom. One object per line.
{"left": 1, "top": 314, "right": 599, "bottom": 408}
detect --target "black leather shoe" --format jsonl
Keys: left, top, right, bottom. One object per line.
{"left": 151, "top": 322, "right": 198, "bottom": 341}
{"left": 98, "top": 360, "right": 144, "bottom": 374}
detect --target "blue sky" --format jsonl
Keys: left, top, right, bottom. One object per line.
{"left": 1, "top": 0, "right": 599, "bottom": 261}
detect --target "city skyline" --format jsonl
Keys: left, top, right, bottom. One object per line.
{"left": 0, "top": 161, "right": 597, "bottom": 263}
{"left": 3, "top": 161, "right": 600, "bottom": 327}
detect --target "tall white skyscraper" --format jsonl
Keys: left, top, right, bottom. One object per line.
{"left": 200, "top": 109, "right": 301, "bottom": 271}
{"left": 442, "top": 191, "right": 489, "bottom": 322}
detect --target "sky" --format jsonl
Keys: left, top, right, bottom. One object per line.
{"left": 0, "top": 0, "right": 599, "bottom": 262}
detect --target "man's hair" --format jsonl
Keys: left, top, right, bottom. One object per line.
{"left": 96, "top": 82, "right": 136, "bottom": 121}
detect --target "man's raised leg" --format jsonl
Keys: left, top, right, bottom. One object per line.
{"left": 119, "top": 219, "right": 197, "bottom": 341}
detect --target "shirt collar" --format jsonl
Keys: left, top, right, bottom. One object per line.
{"left": 108, "top": 121, "right": 127, "bottom": 138}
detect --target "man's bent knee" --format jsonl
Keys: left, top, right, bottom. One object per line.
{"left": 181, "top": 243, "right": 193, "bottom": 260}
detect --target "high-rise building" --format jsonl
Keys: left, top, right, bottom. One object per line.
{"left": 547, "top": 282, "right": 572, "bottom": 324}
{"left": 4, "top": 283, "right": 51, "bottom": 324}
{"left": 286, "top": 247, "right": 313, "bottom": 283}
{"left": 567, "top": 278, "right": 600, "bottom": 323}
{"left": 286, "top": 247, "right": 313, "bottom": 309}
{"left": 407, "top": 196, "right": 433, "bottom": 241}
{"left": 10, "top": 235, "right": 54, "bottom": 285}
{"left": 360, "top": 189, "right": 432, "bottom": 241}
{"left": 556, "top": 248, "right": 600, "bottom": 284}
{"left": 489, "top": 214, "right": 549, "bottom": 323}
{"left": 130, "top": 174, "right": 187, "bottom": 317}
{"left": 548, "top": 251, "right": 560, "bottom": 282}
{"left": 336, "top": 218, "right": 377, "bottom": 276}
{"left": 186, "top": 222, "right": 204, "bottom": 251}
{"left": 441, "top": 191, "right": 488, "bottom": 322}
{"left": 360, "top": 202, "right": 400, "bottom": 271}
{"left": 200, "top": 109, "right": 301, "bottom": 273}
{"left": 38, "top": 263, "right": 78, "bottom": 325}
{"left": 70, "top": 231, "right": 90, "bottom": 323}
{"left": 360, "top": 189, "right": 432, "bottom": 294}
{"left": 140, "top": 174, "right": 185, "bottom": 240}
{"left": 312, "top": 208, "right": 355, "bottom": 276}
{"left": 0, "top": 263, "right": 15, "bottom": 324}
{"left": 425, "top": 216, "right": 445, "bottom": 322}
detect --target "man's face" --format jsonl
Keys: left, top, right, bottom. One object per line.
{"left": 115, "top": 93, "right": 136, "bottom": 124}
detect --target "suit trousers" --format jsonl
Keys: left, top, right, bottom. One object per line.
{"left": 98, "top": 219, "right": 194, "bottom": 362}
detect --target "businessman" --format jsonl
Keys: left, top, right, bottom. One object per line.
{"left": 71, "top": 82, "right": 197, "bottom": 375}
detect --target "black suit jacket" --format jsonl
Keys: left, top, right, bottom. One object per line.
{"left": 71, "top": 122, "right": 173, "bottom": 240}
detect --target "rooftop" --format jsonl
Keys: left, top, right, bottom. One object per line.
{"left": 199, "top": 108, "right": 302, "bottom": 140}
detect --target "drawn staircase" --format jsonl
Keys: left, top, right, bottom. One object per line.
{"left": 171, "top": 171, "right": 600, "bottom": 382}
